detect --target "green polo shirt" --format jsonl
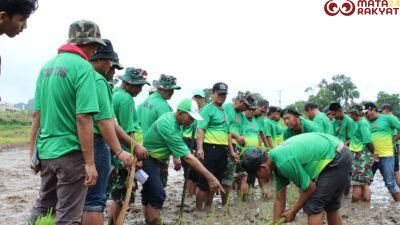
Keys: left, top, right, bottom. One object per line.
{"left": 312, "top": 112, "right": 334, "bottom": 135}
{"left": 197, "top": 102, "right": 229, "bottom": 145}
{"left": 93, "top": 72, "right": 114, "bottom": 135}
{"left": 33, "top": 52, "right": 99, "bottom": 159}
{"left": 369, "top": 114, "right": 400, "bottom": 157}
{"left": 144, "top": 112, "right": 190, "bottom": 160}
{"left": 349, "top": 118, "right": 372, "bottom": 152}
{"left": 283, "top": 117, "right": 320, "bottom": 140}
{"left": 332, "top": 115, "right": 355, "bottom": 142}
{"left": 223, "top": 103, "right": 244, "bottom": 145}
{"left": 270, "top": 133, "right": 340, "bottom": 191}
{"left": 137, "top": 92, "right": 172, "bottom": 135}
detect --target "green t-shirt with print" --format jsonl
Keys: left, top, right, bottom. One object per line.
{"left": 240, "top": 116, "right": 260, "bottom": 152}
{"left": 223, "top": 103, "right": 244, "bottom": 145}
{"left": 349, "top": 118, "right": 372, "bottom": 152}
{"left": 312, "top": 112, "right": 334, "bottom": 135}
{"left": 270, "top": 133, "right": 339, "bottom": 191}
{"left": 283, "top": 117, "right": 320, "bottom": 140}
{"left": 144, "top": 112, "right": 191, "bottom": 160}
{"left": 137, "top": 92, "right": 172, "bottom": 135}
{"left": 93, "top": 72, "right": 113, "bottom": 135}
{"left": 33, "top": 52, "right": 99, "bottom": 159}
{"left": 112, "top": 87, "right": 135, "bottom": 134}
{"left": 332, "top": 115, "right": 355, "bottom": 142}
{"left": 369, "top": 114, "right": 400, "bottom": 157}
{"left": 264, "top": 118, "right": 281, "bottom": 148}
{"left": 197, "top": 103, "right": 229, "bottom": 145}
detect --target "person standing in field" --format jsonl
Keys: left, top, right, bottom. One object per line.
{"left": 107, "top": 67, "right": 150, "bottom": 225}
{"left": 348, "top": 104, "right": 374, "bottom": 202}
{"left": 264, "top": 106, "right": 282, "bottom": 149}
{"left": 282, "top": 108, "right": 320, "bottom": 140}
{"left": 304, "top": 102, "right": 334, "bottom": 135}
{"left": 29, "top": 20, "right": 104, "bottom": 225}
{"left": 329, "top": 102, "right": 355, "bottom": 145}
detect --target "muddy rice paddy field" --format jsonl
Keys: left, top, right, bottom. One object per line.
{"left": 1, "top": 147, "right": 400, "bottom": 225}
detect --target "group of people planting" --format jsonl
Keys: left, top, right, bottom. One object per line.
{"left": 2, "top": 1, "right": 400, "bottom": 225}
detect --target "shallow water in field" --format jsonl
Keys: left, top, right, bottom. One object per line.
{"left": 1, "top": 147, "right": 400, "bottom": 225}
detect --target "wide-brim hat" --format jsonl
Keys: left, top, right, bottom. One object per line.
{"left": 153, "top": 74, "right": 181, "bottom": 90}
{"left": 118, "top": 67, "right": 150, "bottom": 85}
{"left": 67, "top": 20, "right": 106, "bottom": 46}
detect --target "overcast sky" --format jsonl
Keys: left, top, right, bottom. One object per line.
{"left": 0, "top": 0, "right": 399, "bottom": 108}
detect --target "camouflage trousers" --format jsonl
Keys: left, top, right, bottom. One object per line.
{"left": 107, "top": 164, "right": 137, "bottom": 204}
{"left": 351, "top": 150, "right": 374, "bottom": 186}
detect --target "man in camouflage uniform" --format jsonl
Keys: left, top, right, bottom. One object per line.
{"left": 107, "top": 67, "right": 150, "bottom": 225}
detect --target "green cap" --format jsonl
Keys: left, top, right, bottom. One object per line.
{"left": 118, "top": 67, "right": 150, "bottom": 85}
{"left": 67, "top": 20, "right": 106, "bottom": 46}
{"left": 153, "top": 74, "right": 181, "bottom": 90}
{"left": 193, "top": 89, "right": 205, "bottom": 98}
{"left": 177, "top": 99, "right": 203, "bottom": 121}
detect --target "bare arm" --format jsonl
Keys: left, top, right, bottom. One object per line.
{"left": 393, "top": 131, "right": 400, "bottom": 144}
{"left": 29, "top": 110, "right": 40, "bottom": 171}
{"left": 266, "top": 136, "right": 274, "bottom": 150}
{"left": 196, "top": 128, "right": 205, "bottom": 161}
{"left": 259, "top": 131, "right": 271, "bottom": 149}
{"left": 113, "top": 122, "right": 148, "bottom": 161}
{"left": 273, "top": 186, "right": 287, "bottom": 220}
{"left": 76, "top": 114, "right": 97, "bottom": 186}
{"left": 228, "top": 133, "right": 239, "bottom": 162}
{"left": 367, "top": 143, "right": 375, "bottom": 154}
{"left": 281, "top": 181, "right": 317, "bottom": 222}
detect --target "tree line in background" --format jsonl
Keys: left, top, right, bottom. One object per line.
{"left": 6, "top": 74, "right": 400, "bottom": 118}
{"left": 203, "top": 74, "right": 400, "bottom": 118}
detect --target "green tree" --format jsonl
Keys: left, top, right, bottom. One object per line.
{"left": 376, "top": 91, "right": 400, "bottom": 118}
{"left": 306, "top": 74, "right": 360, "bottom": 110}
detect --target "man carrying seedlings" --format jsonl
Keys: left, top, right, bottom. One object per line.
{"left": 221, "top": 91, "right": 255, "bottom": 205}
{"left": 241, "top": 133, "right": 352, "bottom": 225}
{"left": 83, "top": 41, "right": 148, "bottom": 225}
{"left": 107, "top": 67, "right": 150, "bottom": 225}
{"left": 363, "top": 102, "right": 400, "bottom": 201}
{"left": 29, "top": 20, "right": 104, "bottom": 225}
{"left": 282, "top": 108, "right": 320, "bottom": 140}
{"left": 348, "top": 104, "right": 374, "bottom": 202}
{"left": 141, "top": 98, "right": 224, "bottom": 225}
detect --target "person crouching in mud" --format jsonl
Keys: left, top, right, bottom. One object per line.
{"left": 241, "top": 132, "right": 352, "bottom": 225}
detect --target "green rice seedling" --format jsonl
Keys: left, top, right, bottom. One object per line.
{"left": 29, "top": 209, "right": 55, "bottom": 225}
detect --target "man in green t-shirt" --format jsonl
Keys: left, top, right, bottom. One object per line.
{"left": 264, "top": 106, "right": 283, "bottom": 149}
{"left": 221, "top": 91, "right": 255, "bottom": 205}
{"left": 29, "top": 20, "right": 105, "bottom": 224}
{"left": 282, "top": 108, "right": 320, "bottom": 140}
{"left": 304, "top": 102, "right": 334, "bottom": 135}
{"left": 380, "top": 103, "right": 400, "bottom": 186}
{"left": 363, "top": 102, "right": 400, "bottom": 201}
{"left": 254, "top": 99, "right": 270, "bottom": 149}
{"left": 141, "top": 99, "right": 224, "bottom": 225}
{"left": 329, "top": 102, "right": 355, "bottom": 145}
{"left": 195, "top": 82, "right": 233, "bottom": 210}
{"left": 84, "top": 43, "right": 148, "bottom": 225}
{"left": 348, "top": 104, "right": 375, "bottom": 202}
{"left": 241, "top": 133, "right": 351, "bottom": 225}
{"left": 107, "top": 67, "right": 150, "bottom": 225}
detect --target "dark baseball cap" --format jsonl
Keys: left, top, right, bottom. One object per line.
{"left": 212, "top": 82, "right": 228, "bottom": 94}
{"left": 241, "top": 149, "right": 267, "bottom": 175}
{"left": 362, "top": 102, "right": 377, "bottom": 112}
{"left": 269, "top": 106, "right": 282, "bottom": 113}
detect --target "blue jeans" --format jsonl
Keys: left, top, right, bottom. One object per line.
{"left": 84, "top": 135, "right": 111, "bottom": 212}
{"left": 372, "top": 156, "right": 400, "bottom": 194}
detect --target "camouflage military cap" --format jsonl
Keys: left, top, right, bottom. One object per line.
{"left": 152, "top": 74, "right": 181, "bottom": 90}
{"left": 348, "top": 103, "right": 363, "bottom": 115}
{"left": 67, "top": 20, "right": 106, "bottom": 46}
{"left": 118, "top": 67, "right": 150, "bottom": 85}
